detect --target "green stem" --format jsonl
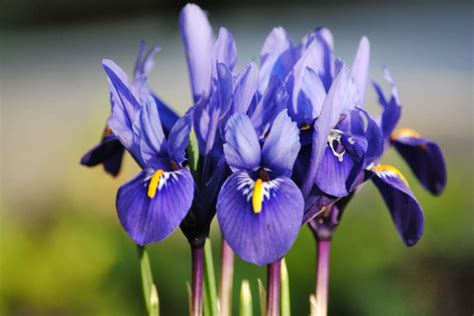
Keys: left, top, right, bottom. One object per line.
{"left": 203, "top": 239, "right": 219, "bottom": 316}
{"left": 137, "top": 245, "right": 159, "bottom": 316}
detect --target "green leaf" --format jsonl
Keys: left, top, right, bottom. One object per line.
{"left": 257, "top": 278, "right": 266, "bottom": 316}
{"left": 280, "top": 258, "right": 290, "bottom": 316}
{"left": 187, "top": 130, "right": 199, "bottom": 175}
{"left": 137, "top": 246, "right": 159, "bottom": 316}
{"left": 203, "top": 238, "right": 219, "bottom": 316}
{"left": 239, "top": 280, "right": 253, "bottom": 316}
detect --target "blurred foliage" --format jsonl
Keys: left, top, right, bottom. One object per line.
{"left": 1, "top": 146, "right": 472, "bottom": 315}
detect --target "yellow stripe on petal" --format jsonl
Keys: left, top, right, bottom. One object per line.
{"left": 390, "top": 128, "right": 421, "bottom": 141}
{"left": 252, "top": 178, "right": 264, "bottom": 214}
{"left": 147, "top": 169, "right": 164, "bottom": 199}
{"left": 372, "top": 164, "right": 409, "bottom": 187}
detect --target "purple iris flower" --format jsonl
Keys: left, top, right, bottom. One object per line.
{"left": 80, "top": 42, "right": 179, "bottom": 176}
{"left": 102, "top": 59, "right": 194, "bottom": 245}
{"left": 217, "top": 110, "right": 304, "bottom": 265}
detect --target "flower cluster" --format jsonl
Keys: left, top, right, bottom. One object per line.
{"left": 81, "top": 4, "right": 446, "bottom": 267}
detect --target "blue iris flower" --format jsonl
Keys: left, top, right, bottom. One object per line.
{"left": 80, "top": 42, "right": 179, "bottom": 176}
{"left": 101, "top": 59, "right": 194, "bottom": 245}
{"left": 217, "top": 111, "right": 304, "bottom": 265}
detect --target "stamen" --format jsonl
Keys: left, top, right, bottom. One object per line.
{"left": 328, "top": 129, "right": 345, "bottom": 162}
{"left": 300, "top": 124, "right": 312, "bottom": 131}
{"left": 147, "top": 169, "right": 164, "bottom": 198}
{"left": 252, "top": 178, "right": 264, "bottom": 214}
{"left": 390, "top": 128, "right": 421, "bottom": 141}
{"left": 372, "top": 164, "right": 409, "bottom": 187}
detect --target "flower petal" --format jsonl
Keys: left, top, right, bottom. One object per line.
{"left": 213, "top": 27, "right": 237, "bottom": 70}
{"left": 261, "top": 110, "right": 301, "bottom": 176}
{"left": 217, "top": 171, "right": 304, "bottom": 265}
{"left": 259, "top": 27, "right": 294, "bottom": 94}
{"left": 179, "top": 3, "right": 214, "bottom": 100}
{"left": 232, "top": 62, "right": 258, "bottom": 114}
{"left": 373, "top": 68, "right": 401, "bottom": 140}
{"left": 370, "top": 165, "right": 424, "bottom": 246}
{"left": 139, "top": 99, "right": 169, "bottom": 167}
{"left": 117, "top": 168, "right": 194, "bottom": 245}
{"left": 153, "top": 95, "right": 179, "bottom": 134}
{"left": 167, "top": 113, "right": 192, "bottom": 165}
{"left": 224, "top": 113, "right": 261, "bottom": 172}
{"left": 80, "top": 135, "right": 125, "bottom": 177}
{"left": 350, "top": 36, "right": 370, "bottom": 104}
{"left": 391, "top": 130, "right": 447, "bottom": 195}
{"left": 315, "top": 146, "right": 361, "bottom": 197}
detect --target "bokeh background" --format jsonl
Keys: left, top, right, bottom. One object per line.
{"left": 1, "top": 0, "right": 473, "bottom": 315}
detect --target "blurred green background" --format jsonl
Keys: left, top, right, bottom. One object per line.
{"left": 1, "top": 0, "right": 473, "bottom": 315}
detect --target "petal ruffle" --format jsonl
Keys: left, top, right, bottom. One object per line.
{"left": 391, "top": 130, "right": 447, "bottom": 195}
{"left": 217, "top": 171, "right": 304, "bottom": 265}
{"left": 223, "top": 113, "right": 261, "bottom": 172}
{"left": 370, "top": 165, "right": 424, "bottom": 246}
{"left": 116, "top": 168, "right": 194, "bottom": 245}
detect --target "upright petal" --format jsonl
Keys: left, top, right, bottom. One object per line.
{"left": 133, "top": 41, "right": 160, "bottom": 97}
{"left": 262, "top": 110, "right": 301, "bottom": 176}
{"left": 232, "top": 62, "right": 259, "bottom": 114}
{"left": 179, "top": 3, "right": 214, "bottom": 100}
{"left": 224, "top": 113, "right": 261, "bottom": 172}
{"left": 351, "top": 36, "right": 370, "bottom": 105}
{"left": 117, "top": 168, "right": 194, "bottom": 245}
{"left": 249, "top": 76, "right": 288, "bottom": 136}
{"left": 370, "top": 165, "right": 424, "bottom": 246}
{"left": 139, "top": 99, "right": 168, "bottom": 166}
{"left": 167, "top": 113, "right": 192, "bottom": 165}
{"left": 391, "top": 129, "right": 447, "bottom": 195}
{"left": 213, "top": 27, "right": 237, "bottom": 70}
{"left": 217, "top": 171, "right": 304, "bottom": 265}
{"left": 259, "top": 27, "right": 294, "bottom": 94}
{"left": 373, "top": 68, "right": 401, "bottom": 140}
{"left": 153, "top": 95, "right": 179, "bottom": 134}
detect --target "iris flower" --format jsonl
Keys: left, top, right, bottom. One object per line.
{"left": 80, "top": 42, "right": 178, "bottom": 176}
{"left": 217, "top": 110, "right": 304, "bottom": 265}
{"left": 102, "top": 59, "right": 194, "bottom": 245}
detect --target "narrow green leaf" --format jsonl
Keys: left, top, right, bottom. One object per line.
{"left": 137, "top": 245, "right": 159, "bottom": 316}
{"left": 257, "top": 278, "right": 266, "bottom": 316}
{"left": 239, "top": 280, "right": 253, "bottom": 316}
{"left": 203, "top": 238, "right": 219, "bottom": 316}
{"left": 187, "top": 130, "right": 199, "bottom": 175}
{"left": 280, "top": 258, "right": 290, "bottom": 316}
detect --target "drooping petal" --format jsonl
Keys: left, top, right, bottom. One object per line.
{"left": 179, "top": 3, "right": 214, "bottom": 100}
{"left": 223, "top": 113, "right": 261, "bottom": 172}
{"left": 261, "top": 110, "right": 301, "bottom": 176}
{"left": 391, "top": 129, "right": 447, "bottom": 195}
{"left": 370, "top": 165, "right": 424, "bottom": 246}
{"left": 80, "top": 134, "right": 125, "bottom": 177}
{"left": 167, "top": 113, "right": 192, "bottom": 165}
{"left": 117, "top": 168, "right": 194, "bottom": 245}
{"left": 351, "top": 36, "right": 370, "bottom": 105}
{"left": 217, "top": 171, "right": 304, "bottom": 265}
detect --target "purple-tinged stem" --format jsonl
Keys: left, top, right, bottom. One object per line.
{"left": 191, "top": 244, "right": 205, "bottom": 316}
{"left": 219, "top": 239, "right": 234, "bottom": 316}
{"left": 266, "top": 259, "right": 282, "bottom": 316}
{"left": 315, "top": 239, "right": 331, "bottom": 316}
